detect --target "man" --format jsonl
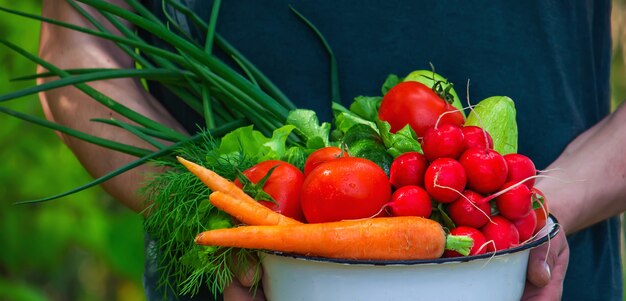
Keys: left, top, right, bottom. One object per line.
{"left": 40, "top": 1, "right": 623, "bottom": 300}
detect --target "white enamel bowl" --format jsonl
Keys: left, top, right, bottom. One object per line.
{"left": 261, "top": 215, "right": 559, "bottom": 301}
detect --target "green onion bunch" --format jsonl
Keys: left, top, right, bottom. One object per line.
{"left": 0, "top": 0, "right": 304, "bottom": 202}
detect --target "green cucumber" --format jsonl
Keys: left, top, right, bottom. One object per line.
{"left": 342, "top": 124, "right": 393, "bottom": 174}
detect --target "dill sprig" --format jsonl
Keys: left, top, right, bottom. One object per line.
{"left": 141, "top": 131, "right": 258, "bottom": 298}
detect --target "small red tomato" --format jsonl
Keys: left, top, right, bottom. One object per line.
{"left": 421, "top": 124, "right": 465, "bottom": 161}
{"left": 378, "top": 81, "right": 464, "bottom": 137}
{"left": 300, "top": 157, "right": 392, "bottom": 223}
{"left": 389, "top": 152, "right": 428, "bottom": 189}
{"left": 388, "top": 185, "right": 432, "bottom": 218}
{"left": 303, "top": 146, "right": 347, "bottom": 176}
{"left": 234, "top": 160, "right": 305, "bottom": 222}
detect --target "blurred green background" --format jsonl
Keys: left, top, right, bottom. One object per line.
{"left": 0, "top": 1, "right": 624, "bottom": 301}
{"left": 0, "top": 1, "right": 145, "bottom": 301}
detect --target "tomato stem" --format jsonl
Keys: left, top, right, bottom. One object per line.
{"left": 235, "top": 165, "right": 280, "bottom": 204}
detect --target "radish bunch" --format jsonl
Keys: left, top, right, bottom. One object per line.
{"left": 387, "top": 123, "right": 547, "bottom": 256}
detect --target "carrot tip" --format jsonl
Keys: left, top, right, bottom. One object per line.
{"left": 195, "top": 233, "right": 205, "bottom": 245}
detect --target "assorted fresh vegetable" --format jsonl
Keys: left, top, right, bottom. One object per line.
{"left": 181, "top": 68, "right": 549, "bottom": 277}
{"left": 0, "top": 1, "right": 552, "bottom": 298}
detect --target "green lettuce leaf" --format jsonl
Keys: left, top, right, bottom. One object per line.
{"left": 376, "top": 120, "right": 422, "bottom": 157}
{"left": 381, "top": 73, "right": 401, "bottom": 94}
{"left": 331, "top": 102, "right": 376, "bottom": 134}
{"left": 209, "top": 124, "right": 298, "bottom": 164}
{"left": 286, "top": 109, "right": 331, "bottom": 149}
{"left": 349, "top": 96, "right": 382, "bottom": 121}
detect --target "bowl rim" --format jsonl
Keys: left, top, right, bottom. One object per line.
{"left": 263, "top": 214, "right": 560, "bottom": 266}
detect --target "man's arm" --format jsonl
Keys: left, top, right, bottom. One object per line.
{"left": 39, "top": 2, "right": 262, "bottom": 300}
{"left": 523, "top": 101, "right": 626, "bottom": 300}
{"left": 38, "top": 0, "right": 186, "bottom": 213}
{"left": 538, "top": 102, "right": 626, "bottom": 234}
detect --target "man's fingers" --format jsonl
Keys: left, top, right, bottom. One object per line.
{"left": 223, "top": 280, "right": 266, "bottom": 301}
{"left": 522, "top": 237, "right": 569, "bottom": 301}
{"left": 230, "top": 250, "right": 262, "bottom": 287}
{"left": 237, "top": 261, "right": 262, "bottom": 288}
{"left": 224, "top": 252, "right": 266, "bottom": 301}
{"left": 526, "top": 229, "right": 568, "bottom": 288}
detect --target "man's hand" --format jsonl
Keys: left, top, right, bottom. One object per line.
{"left": 521, "top": 229, "right": 569, "bottom": 301}
{"left": 223, "top": 262, "right": 265, "bottom": 301}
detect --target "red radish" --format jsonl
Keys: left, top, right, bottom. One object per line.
{"left": 495, "top": 182, "right": 532, "bottom": 220}
{"left": 480, "top": 215, "right": 520, "bottom": 252}
{"left": 512, "top": 210, "right": 538, "bottom": 243}
{"left": 503, "top": 153, "right": 537, "bottom": 189}
{"left": 388, "top": 185, "right": 432, "bottom": 218}
{"left": 447, "top": 190, "right": 491, "bottom": 228}
{"left": 424, "top": 158, "right": 467, "bottom": 203}
{"left": 532, "top": 187, "right": 549, "bottom": 234}
{"left": 443, "top": 226, "right": 487, "bottom": 257}
{"left": 421, "top": 124, "right": 465, "bottom": 161}
{"left": 389, "top": 152, "right": 428, "bottom": 189}
{"left": 459, "top": 148, "right": 508, "bottom": 194}
{"left": 462, "top": 126, "right": 494, "bottom": 150}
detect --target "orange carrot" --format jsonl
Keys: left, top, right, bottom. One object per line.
{"left": 209, "top": 191, "right": 301, "bottom": 226}
{"left": 195, "top": 216, "right": 473, "bottom": 260}
{"left": 177, "top": 156, "right": 251, "bottom": 200}
{"left": 176, "top": 156, "right": 301, "bottom": 226}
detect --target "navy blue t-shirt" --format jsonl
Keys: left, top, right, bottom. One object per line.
{"left": 141, "top": 1, "right": 620, "bottom": 300}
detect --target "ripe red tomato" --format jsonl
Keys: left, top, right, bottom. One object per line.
{"left": 378, "top": 81, "right": 464, "bottom": 137}
{"left": 303, "top": 146, "right": 347, "bottom": 176}
{"left": 234, "top": 160, "right": 305, "bottom": 222}
{"left": 300, "top": 157, "right": 392, "bottom": 223}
